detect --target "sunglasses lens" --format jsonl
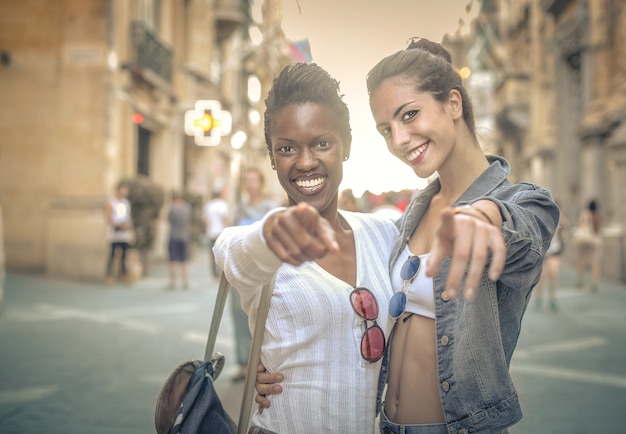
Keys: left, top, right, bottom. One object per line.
{"left": 362, "top": 325, "right": 385, "bottom": 362}
{"left": 350, "top": 288, "right": 379, "bottom": 320}
{"left": 388, "top": 291, "right": 407, "bottom": 319}
{"left": 401, "top": 255, "right": 421, "bottom": 281}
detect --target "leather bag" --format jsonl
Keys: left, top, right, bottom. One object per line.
{"left": 155, "top": 271, "right": 275, "bottom": 434}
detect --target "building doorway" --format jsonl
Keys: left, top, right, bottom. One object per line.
{"left": 137, "top": 125, "right": 151, "bottom": 176}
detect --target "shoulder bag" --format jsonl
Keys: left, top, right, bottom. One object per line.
{"left": 155, "top": 270, "right": 276, "bottom": 434}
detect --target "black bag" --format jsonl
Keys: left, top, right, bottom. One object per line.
{"left": 154, "top": 271, "right": 275, "bottom": 434}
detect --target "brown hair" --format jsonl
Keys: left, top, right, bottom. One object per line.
{"left": 366, "top": 37, "right": 476, "bottom": 136}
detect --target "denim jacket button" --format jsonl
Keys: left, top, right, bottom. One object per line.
{"left": 458, "top": 429, "right": 469, "bottom": 434}
{"left": 441, "top": 381, "right": 450, "bottom": 392}
{"left": 441, "top": 335, "right": 449, "bottom": 346}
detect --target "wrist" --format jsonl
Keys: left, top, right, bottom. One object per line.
{"left": 453, "top": 204, "right": 494, "bottom": 225}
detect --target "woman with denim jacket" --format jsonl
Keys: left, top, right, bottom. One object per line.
{"left": 366, "top": 37, "right": 559, "bottom": 434}
{"left": 256, "top": 38, "right": 559, "bottom": 434}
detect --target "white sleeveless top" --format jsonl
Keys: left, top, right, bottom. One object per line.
{"left": 391, "top": 245, "right": 435, "bottom": 319}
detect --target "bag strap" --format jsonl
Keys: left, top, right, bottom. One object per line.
{"left": 203, "top": 270, "right": 231, "bottom": 361}
{"left": 238, "top": 274, "right": 276, "bottom": 434}
{"left": 204, "top": 270, "right": 276, "bottom": 434}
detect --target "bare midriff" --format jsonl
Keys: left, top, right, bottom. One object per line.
{"left": 384, "top": 312, "right": 445, "bottom": 424}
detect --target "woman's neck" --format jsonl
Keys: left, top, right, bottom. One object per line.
{"left": 437, "top": 139, "right": 489, "bottom": 204}
{"left": 321, "top": 207, "right": 345, "bottom": 232}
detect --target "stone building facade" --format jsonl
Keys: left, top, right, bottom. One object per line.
{"left": 0, "top": 0, "right": 290, "bottom": 281}
{"left": 457, "top": 0, "right": 626, "bottom": 282}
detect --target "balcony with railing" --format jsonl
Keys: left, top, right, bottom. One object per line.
{"left": 494, "top": 72, "right": 531, "bottom": 137}
{"left": 214, "top": 0, "right": 248, "bottom": 41}
{"left": 130, "top": 21, "right": 173, "bottom": 90}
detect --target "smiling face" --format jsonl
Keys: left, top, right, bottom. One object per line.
{"left": 369, "top": 78, "right": 461, "bottom": 180}
{"left": 269, "top": 102, "right": 348, "bottom": 217}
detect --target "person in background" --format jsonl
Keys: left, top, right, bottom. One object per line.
{"left": 203, "top": 188, "right": 230, "bottom": 278}
{"left": 535, "top": 200, "right": 568, "bottom": 311}
{"left": 338, "top": 188, "right": 360, "bottom": 211}
{"left": 105, "top": 181, "right": 133, "bottom": 285}
{"left": 575, "top": 199, "right": 602, "bottom": 292}
{"left": 371, "top": 192, "right": 403, "bottom": 223}
{"left": 394, "top": 189, "right": 416, "bottom": 212}
{"left": 234, "top": 168, "right": 278, "bottom": 226}
{"left": 229, "top": 167, "right": 279, "bottom": 382}
{"left": 256, "top": 37, "right": 559, "bottom": 434}
{"left": 167, "top": 191, "right": 192, "bottom": 290}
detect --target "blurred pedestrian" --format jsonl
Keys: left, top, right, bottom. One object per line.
{"left": 535, "top": 201, "right": 568, "bottom": 311}
{"left": 203, "top": 189, "right": 230, "bottom": 278}
{"left": 371, "top": 192, "right": 403, "bottom": 222}
{"left": 230, "top": 167, "right": 278, "bottom": 382}
{"left": 167, "top": 191, "right": 192, "bottom": 290}
{"left": 395, "top": 189, "right": 415, "bottom": 212}
{"left": 234, "top": 167, "right": 278, "bottom": 226}
{"left": 105, "top": 181, "right": 133, "bottom": 285}
{"left": 338, "top": 188, "right": 360, "bottom": 211}
{"left": 574, "top": 199, "right": 602, "bottom": 291}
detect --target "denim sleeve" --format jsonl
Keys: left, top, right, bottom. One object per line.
{"left": 473, "top": 183, "right": 560, "bottom": 290}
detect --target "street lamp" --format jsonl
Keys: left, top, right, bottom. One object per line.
{"left": 248, "top": 109, "right": 261, "bottom": 126}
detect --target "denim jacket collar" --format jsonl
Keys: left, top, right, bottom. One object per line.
{"left": 392, "top": 155, "right": 509, "bottom": 268}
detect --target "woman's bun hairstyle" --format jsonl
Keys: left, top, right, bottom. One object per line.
{"left": 405, "top": 37, "right": 453, "bottom": 64}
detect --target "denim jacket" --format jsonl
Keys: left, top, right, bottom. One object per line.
{"left": 377, "top": 156, "right": 559, "bottom": 434}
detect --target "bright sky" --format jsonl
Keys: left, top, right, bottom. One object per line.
{"left": 269, "top": 0, "right": 477, "bottom": 197}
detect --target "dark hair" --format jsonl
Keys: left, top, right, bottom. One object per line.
{"left": 366, "top": 37, "right": 476, "bottom": 136}
{"left": 588, "top": 199, "right": 598, "bottom": 212}
{"left": 264, "top": 63, "right": 352, "bottom": 154}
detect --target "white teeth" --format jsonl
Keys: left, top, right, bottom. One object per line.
{"left": 295, "top": 177, "right": 325, "bottom": 188}
{"left": 405, "top": 142, "right": 428, "bottom": 162}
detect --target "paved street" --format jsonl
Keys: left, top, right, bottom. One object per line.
{"left": 0, "top": 246, "right": 624, "bottom": 433}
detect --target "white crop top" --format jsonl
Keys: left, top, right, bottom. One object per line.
{"left": 391, "top": 245, "right": 435, "bottom": 319}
